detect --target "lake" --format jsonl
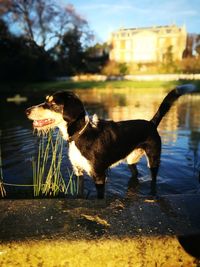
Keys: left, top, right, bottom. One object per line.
{"left": 1, "top": 87, "right": 200, "bottom": 198}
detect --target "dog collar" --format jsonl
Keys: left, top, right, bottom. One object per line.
{"left": 68, "top": 115, "right": 90, "bottom": 142}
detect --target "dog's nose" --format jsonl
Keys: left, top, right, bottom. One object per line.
{"left": 25, "top": 107, "right": 31, "bottom": 116}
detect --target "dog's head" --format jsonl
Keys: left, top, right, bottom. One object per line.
{"left": 26, "top": 91, "right": 85, "bottom": 134}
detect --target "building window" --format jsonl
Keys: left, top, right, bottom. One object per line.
{"left": 120, "top": 40, "right": 126, "bottom": 49}
{"left": 126, "top": 40, "right": 131, "bottom": 50}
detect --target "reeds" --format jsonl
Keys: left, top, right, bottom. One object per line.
{"left": 0, "top": 129, "right": 78, "bottom": 198}
{"left": 0, "top": 130, "right": 6, "bottom": 197}
{"left": 32, "top": 130, "right": 78, "bottom": 197}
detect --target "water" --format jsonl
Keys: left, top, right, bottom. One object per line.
{"left": 1, "top": 88, "right": 200, "bottom": 198}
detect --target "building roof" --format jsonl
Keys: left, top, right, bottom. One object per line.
{"left": 112, "top": 25, "right": 185, "bottom": 36}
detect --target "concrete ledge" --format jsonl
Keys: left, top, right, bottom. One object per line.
{"left": 0, "top": 194, "right": 200, "bottom": 266}
{"left": 0, "top": 237, "right": 198, "bottom": 267}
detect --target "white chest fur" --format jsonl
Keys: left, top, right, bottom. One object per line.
{"left": 68, "top": 141, "right": 92, "bottom": 176}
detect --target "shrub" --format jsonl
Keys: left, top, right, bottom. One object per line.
{"left": 101, "top": 61, "right": 121, "bottom": 76}
{"left": 177, "top": 57, "right": 200, "bottom": 74}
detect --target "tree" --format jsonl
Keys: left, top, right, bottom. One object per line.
{"left": 195, "top": 35, "right": 200, "bottom": 57}
{"left": 160, "top": 45, "right": 179, "bottom": 73}
{"left": 85, "top": 42, "right": 109, "bottom": 58}
{"left": 0, "top": 19, "right": 54, "bottom": 81}
{"left": 0, "top": 17, "right": 10, "bottom": 37}
{"left": 1, "top": 0, "right": 91, "bottom": 50}
{"left": 83, "top": 42, "right": 109, "bottom": 73}
{"left": 51, "top": 27, "right": 86, "bottom": 75}
{"left": 183, "top": 34, "right": 200, "bottom": 58}
{"left": 196, "top": 45, "right": 200, "bottom": 57}
{"left": 0, "top": 1, "right": 94, "bottom": 79}
{"left": 163, "top": 45, "right": 173, "bottom": 64}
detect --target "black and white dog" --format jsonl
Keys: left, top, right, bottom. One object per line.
{"left": 26, "top": 84, "right": 196, "bottom": 198}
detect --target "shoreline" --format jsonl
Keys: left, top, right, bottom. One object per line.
{"left": 1, "top": 79, "right": 200, "bottom": 95}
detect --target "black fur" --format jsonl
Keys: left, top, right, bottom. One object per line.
{"left": 26, "top": 84, "right": 196, "bottom": 198}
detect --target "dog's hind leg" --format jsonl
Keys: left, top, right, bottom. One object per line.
{"left": 149, "top": 167, "right": 159, "bottom": 195}
{"left": 127, "top": 164, "right": 140, "bottom": 196}
{"left": 127, "top": 148, "right": 144, "bottom": 188}
{"left": 128, "top": 164, "right": 139, "bottom": 188}
{"left": 128, "top": 163, "right": 139, "bottom": 178}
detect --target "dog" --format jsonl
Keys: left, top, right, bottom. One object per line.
{"left": 26, "top": 84, "right": 196, "bottom": 198}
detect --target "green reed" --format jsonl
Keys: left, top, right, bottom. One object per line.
{"left": 0, "top": 153, "right": 6, "bottom": 197}
{"left": 0, "top": 130, "right": 6, "bottom": 197}
{"left": 32, "top": 130, "right": 78, "bottom": 197}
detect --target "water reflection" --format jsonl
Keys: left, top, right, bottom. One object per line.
{"left": 1, "top": 88, "right": 200, "bottom": 197}
{"left": 76, "top": 89, "right": 200, "bottom": 145}
{"left": 76, "top": 88, "right": 200, "bottom": 196}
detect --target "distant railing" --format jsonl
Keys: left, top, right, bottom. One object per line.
{"left": 56, "top": 73, "right": 200, "bottom": 82}
{"left": 124, "top": 74, "right": 200, "bottom": 81}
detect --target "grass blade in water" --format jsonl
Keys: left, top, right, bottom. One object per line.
{"left": 32, "top": 130, "right": 78, "bottom": 197}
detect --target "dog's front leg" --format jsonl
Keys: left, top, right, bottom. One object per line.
{"left": 94, "top": 175, "right": 106, "bottom": 199}
{"left": 72, "top": 166, "right": 84, "bottom": 198}
{"left": 128, "top": 163, "right": 139, "bottom": 185}
{"left": 95, "top": 184, "right": 105, "bottom": 199}
{"left": 150, "top": 167, "right": 159, "bottom": 195}
{"left": 77, "top": 175, "right": 84, "bottom": 197}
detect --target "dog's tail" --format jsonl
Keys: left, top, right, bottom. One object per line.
{"left": 151, "top": 84, "right": 197, "bottom": 127}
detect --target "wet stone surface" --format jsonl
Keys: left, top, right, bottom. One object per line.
{"left": 0, "top": 194, "right": 200, "bottom": 241}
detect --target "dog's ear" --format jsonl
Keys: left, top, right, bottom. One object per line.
{"left": 63, "top": 98, "right": 85, "bottom": 123}
{"left": 53, "top": 92, "right": 85, "bottom": 123}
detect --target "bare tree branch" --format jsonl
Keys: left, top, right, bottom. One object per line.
{"left": 0, "top": 0, "right": 91, "bottom": 49}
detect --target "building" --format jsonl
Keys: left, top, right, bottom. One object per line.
{"left": 109, "top": 25, "right": 187, "bottom": 63}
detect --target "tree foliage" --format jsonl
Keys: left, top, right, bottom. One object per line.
{"left": 184, "top": 33, "right": 200, "bottom": 58}
{"left": 0, "top": 1, "right": 100, "bottom": 81}
{"left": 50, "top": 27, "right": 86, "bottom": 75}
{"left": 0, "top": 19, "right": 54, "bottom": 81}
{"left": 1, "top": 0, "right": 90, "bottom": 49}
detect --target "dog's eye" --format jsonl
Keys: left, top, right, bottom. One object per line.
{"left": 44, "top": 100, "right": 62, "bottom": 112}
{"left": 45, "top": 100, "right": 56, "bottom": 107}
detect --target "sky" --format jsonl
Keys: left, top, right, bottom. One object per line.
{"left": 60, "top": 0, "right": 200, "bottom": 42}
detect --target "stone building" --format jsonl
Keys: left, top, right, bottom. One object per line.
{"left": 109, "top": 25, "right": 187, "bottom": 63}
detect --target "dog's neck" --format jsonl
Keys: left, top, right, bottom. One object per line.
{"left": 59, "top": 111, "right": 89, "bottom": 142}
{"left": 68, "top": 110, "right": 86, "bottom": 133}
{"left": 68, "top": 115, "right": 90, "bottom": 142}
{"left": 58, "top": 116, "right": 89, "bottom": 142}
{"left": 58, "top": 112, "right": 99, "bottom": 142}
